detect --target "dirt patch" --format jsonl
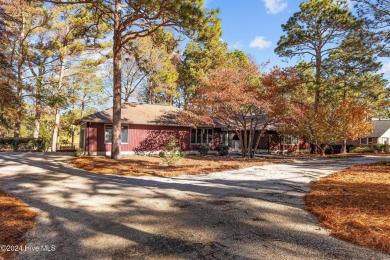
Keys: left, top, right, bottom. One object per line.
{"left": 71, "top": 155, "right": 289, "bottom": 177}
{"left": 305, "top": 160, "right": 390, "bottom": 254}
{"left": 0, "top": 191, "right": 37, "bottom": 259}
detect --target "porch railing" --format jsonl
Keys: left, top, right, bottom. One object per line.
{"left": 56, "top": 143, "right": 78, "bottom": 152}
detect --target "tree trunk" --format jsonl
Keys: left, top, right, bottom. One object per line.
{"left": 111, "top": 0, "right": 123, "bottom": 159}
{"left": 51, "top": 54, "right": 66, "bottom": 152}
{"left": 314, "top": 50, "right": 322, "bottom": 113}
{"left": 243, "top": 129, "right": 248, "bottom": 158}
{"left": 248, "top": 119, "right": 254, "bottom": 158}
{"left": 14, "top": 11, "right": 25, "bottom": 138}
{"left": 14, "top": 85, "right": 22, "bottom": 138}
{"left": 33, "top": 116, "right": 40, "bottom": 139}
{"left": 71, "top": 125, "right": 75, "bottom": 147}
{"left": 33, "top": 81, "right": 42, "bottom": 138}
{"left": 341, "top": 139, "right": 347, "bottom": 154}
{"left": 319, "top": 144, "right": 328, "bottom": 156}
{"left": 254, "top": 129, "right": 264, "bottom": 156}
{"left": 51, "top": 108, "right": 60, "bottom": 152}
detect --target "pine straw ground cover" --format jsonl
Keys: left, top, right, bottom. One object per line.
{"left": 71, "top": 155, "right": 290, "bottom": 177}
{"left": 305, "top": 160, "right": 390, "bottom": 254}
{"left": 0, "top": 191, "right": 37, "bottom": 259}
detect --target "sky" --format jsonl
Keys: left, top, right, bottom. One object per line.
{"left": 203, "top": 0, "right": 390, "bottom": 80}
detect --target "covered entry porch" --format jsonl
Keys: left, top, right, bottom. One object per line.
{"left": 219, "top": 130, "right": 309, "bottom": 154}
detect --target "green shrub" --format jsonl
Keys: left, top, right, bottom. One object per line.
{"left": 349, "top": 146, "right": 374, "bottom": 153}
{"left": 216, "top": 144, "right": 229, "bottom": 156}
{"left": 159, "top": 137, "right": 186, "bottom": 166}
{"left": 0, "top": 138, "right": 47, "bottom": 152}
{"left": 159, "top": 150, "right": 186, "bottom": 166}
{"left": 373, "top": 143, "right": 385, "bottom": 153}
{"left": 376, "top": 160, "right": 390, "bottom": 166}
{"left": 384, "top": 143, "right": 390, "bottom": 153}
{"left": 74, "top": 147, "right": 84, "bottom": 157}
{"left": 199, "top": 145, "right": 210, "bottom": 156}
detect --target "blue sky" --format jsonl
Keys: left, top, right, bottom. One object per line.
{"left": 204, "top": 0, "right": 390, "bottom": 80}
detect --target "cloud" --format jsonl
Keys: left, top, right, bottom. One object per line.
{"left": 204, "top": 0, "right": 213, "bottom": 8}
{"left": 379, "top": 61, "right": 390, "bottom": 74}
{"left": 263, "top": 0, "right": 288, "bottom": 14}
{"left": 231, "top": 41, "right": 243, "bottom": 50}
{"left": 249, "top": 36, "right": 272, "bottom": 49}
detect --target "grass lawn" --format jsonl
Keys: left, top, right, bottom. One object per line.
{"left": 71, "top": 155, "right": 290, "bottom": 177}
{"left": 0, "top": 191, "right": 36, "bottom": 259}
{"left": 305, "top": 160, "right": 390, "bottom": 254}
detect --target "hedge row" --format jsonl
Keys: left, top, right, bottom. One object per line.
{"left": 0, "top": 138, "right": 48, "bottom": 152}
{"left": 349, "top": 144, "right": 390, "bottom": 153}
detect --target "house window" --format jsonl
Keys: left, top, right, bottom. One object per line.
{"left": 383, "top": 137, "right": 389, "bottom": 145}
{"left": 282, "top": 136, "right": 298, "bottom": 145}
{"left": 105, "top": 125, "right": 129, "bottom": 144}
{"left": 221, "top": 131, "right": 233, "bottom": 147}
{"left": 360, "top": 137, "right": 373, "bottom": 145}
{"left": 191, "top": 128, "right": 213, "bottom": 144}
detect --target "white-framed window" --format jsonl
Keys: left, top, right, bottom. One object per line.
{"left": 191, "top": 128, "right": 213, "bottom": 144}
{"left": 282, "top": 136, "right": 298, "bottom": 145}
{"left": 360, "top": 137, "right": 373, "bottom": 145}
{"left": 382, "top": 137, "right": 389, "bottom": 145}
{"left": 104, "top": 125, "right": 129, "bottom": 144}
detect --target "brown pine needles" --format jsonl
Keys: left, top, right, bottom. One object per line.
{"left": 0, "top": 191, "right": 37, "bottom": 259}
{"left": 71, "top": 155, "right": 289, "bottom": 178}
{"left": 305, "top": 161, "right": 390, "bottom": 254}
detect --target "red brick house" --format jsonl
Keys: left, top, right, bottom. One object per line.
{"left": 77, "top": 102, "right": 309, "bottom": 155}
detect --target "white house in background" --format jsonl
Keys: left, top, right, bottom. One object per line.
{"left": 358, "top": 120, "right": 390, "bottom": 145}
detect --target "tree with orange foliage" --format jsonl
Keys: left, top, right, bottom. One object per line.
{"left": 265, "top": 66, "right": 387, "bottom": 156}
{"left": 187, "top": 54, "right": 281, "bottom": 158}
{"left": 334, "top": 100, "right": 373, "bottom": 153}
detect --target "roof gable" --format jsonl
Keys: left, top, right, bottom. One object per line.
{"left": 369, "top": 120, "right": 390, "bottom": 137}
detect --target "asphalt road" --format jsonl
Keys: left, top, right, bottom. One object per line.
{"left": 0, "top": 152, "right": 389, "bottom": 260}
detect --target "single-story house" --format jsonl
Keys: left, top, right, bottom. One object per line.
{"left": 77, "top": 102, "right": 309, "bottom": 156}
{"left": 347, "top": 119, "right": 390, "bottom": 146}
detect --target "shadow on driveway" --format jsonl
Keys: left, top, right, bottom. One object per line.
{"left": 0, "top": 153, "right": 388, "bottom": 260}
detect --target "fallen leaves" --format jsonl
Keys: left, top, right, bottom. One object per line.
{"left": 71, "top": 155, "right": 289, "bottom": 178}
{"left": 0, "top": 191, "right": 37, "bottom": 259}
{"left": 305, "top": 161, "right": 390, "bottom": 254}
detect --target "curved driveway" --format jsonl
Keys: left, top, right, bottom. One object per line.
{"left": 0, "top": 153, "right": 389, "bottom": 260}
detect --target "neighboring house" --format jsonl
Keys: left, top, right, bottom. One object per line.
{"left": 77, "top": 102, "right": 309, "bottom": 155}
{"left": 348, "top": 119, "right": 390, "bottom": 146}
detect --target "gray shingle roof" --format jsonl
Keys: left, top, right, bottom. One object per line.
{"left": 78, "top": 102, "right": 185, "bottom": 126}
{"left": 369, "top": 120, "right": 390, "bottom": 137}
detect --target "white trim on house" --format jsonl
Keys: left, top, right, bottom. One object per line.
{"left": 104, "top": 124, "right": 129, "bottom": 144}
{"left": 379, "top": 127, "right": 390, "bottom": 144}
{"left": 360, "top": 137, "right": 373, "bottom": 145}
{"left": 190, "top": 128, "right": 214, "bottom": 145}
{"left": 282, "top": 136, "right": 298, "bottom": 145}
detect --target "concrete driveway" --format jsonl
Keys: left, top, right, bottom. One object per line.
{"left": 0, "top": 152, "right": 389, "bottom": 260}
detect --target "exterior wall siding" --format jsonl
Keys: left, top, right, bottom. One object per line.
{"left": 86, "top": 123, "right": 309, "bottom": 154}
{"left": 379, "top": 128, "right": 390, "bottom": 144}
{"left": 93, "top": 124, "right": 192, "bottom": 152}
{"left": 254, "top": 131, "right": 309, "bottom": 152}
{"left": 189, "top": 128, "right": 221, "bottom": 151}
{"left": 85, "top": 123, "right": 98, "bottom": 153}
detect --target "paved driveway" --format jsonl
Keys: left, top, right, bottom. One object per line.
{"left": 0, "top": 153, "right": 389, "bottom": 260}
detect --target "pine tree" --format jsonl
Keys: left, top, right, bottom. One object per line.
{"left": 45, "top": 0, "right": 213, "bottom": 158}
